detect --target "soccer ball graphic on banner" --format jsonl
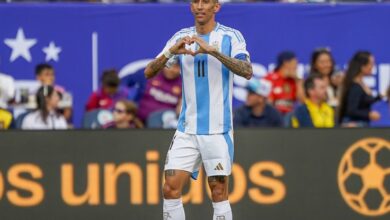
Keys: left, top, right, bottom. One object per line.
{"left": 338, "top": 137, "right": 390, "bottom": 216}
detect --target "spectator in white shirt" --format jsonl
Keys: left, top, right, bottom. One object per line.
{"left": 0, "top": 73, "right": 15, "bottom": 109}
{"left": 22, "top": 85, "right": 67, "bottom": 130}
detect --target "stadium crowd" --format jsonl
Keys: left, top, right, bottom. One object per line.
{"left": 1, "top": 48, "right": 389, "bottom": 130}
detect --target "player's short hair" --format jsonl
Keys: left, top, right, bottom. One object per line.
{"left": 35, "top": 63, "right": 53, "bottom": 76}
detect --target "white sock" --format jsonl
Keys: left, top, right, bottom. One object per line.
{"left": 212, "top": 200, "right": 232, "bottom": 220}
{"left": 163, "top": 198, "right": 185, "bottom": 220}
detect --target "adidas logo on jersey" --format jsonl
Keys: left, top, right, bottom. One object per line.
{"left": 214, "top": 163, "right": 224, "bottom": 171}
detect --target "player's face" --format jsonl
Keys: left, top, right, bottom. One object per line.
{"left": 191, "top": 0, "right": 220, "bottom": 25}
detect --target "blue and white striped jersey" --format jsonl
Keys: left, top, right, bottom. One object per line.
{"left": 157, "top": 23, "right": 250, "bottom": 135}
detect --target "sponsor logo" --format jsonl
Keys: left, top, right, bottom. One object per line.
{"left": 214, "top": 163, "right": 224, "bottom": 171}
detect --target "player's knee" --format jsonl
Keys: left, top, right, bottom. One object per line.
{"left": 208, "top": 176, "right": 228, "bottom": 202}
{"left": 162, "top": 182, "right": 181, "bottom": 199}
{"left": 211, "top": 185, "right": 227, "bottom": 202}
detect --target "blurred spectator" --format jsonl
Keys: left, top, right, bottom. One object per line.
{"left": 138, "top": 64, "right": 182, "bottom": 123}
{"left": 292, "top": 74, "right": 335, "bottom": 128}
{"left": 85, "top": 69, "right": 129, "bottom": 112}
{"left": 234, "top": 78, "right": 282, "bottom": 127}
{"left": 21, "top": 85, "right": 68, "bottom": 129}
{"left": 0, "top": 73, "right": 15, "bottom": 130}
{"left": 0, "top": 73, "right": 15, "bottom": 109}
{"left": 370, "top": 85, "right": 390, "bottom": 127}
{"left": 0, "top": 108, "right": 13, "bottom": 130}
{"left": 35, "top": 63, "right": 72, "bottom": 123}
{"left": 309, "top": 48, "right": 343, "bottom": 108}
{"left": 265, "top": 51, "right": 304, "bottom": 115}
{"left": 103, "top": 100, "right": 143, "bottom": 129}
{"left": 35, "top": 63, "right": 66, "bottom": 92}
{"left": 36, "top": 63, "right": 54, "bottom": 85}
{"left": 338, "top": 51, "right": 381, "bottom": 127}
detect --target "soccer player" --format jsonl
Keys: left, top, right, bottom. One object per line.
{"left": 144, "top": 0, "right": 252, "bottom": 219}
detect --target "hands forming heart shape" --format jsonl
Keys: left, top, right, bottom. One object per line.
{"left": 170, "top": 35, "right": 216, "bottom": 56}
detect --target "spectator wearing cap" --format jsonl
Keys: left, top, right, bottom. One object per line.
{"left": 85, "top": 69, "right": 130, "bottom": 112}
{"left": 265, "top": 51, "right": 304, "bottom": 115}
{"left": 103, "top": 100, "right": 144, "bottom": 129}
{"left": 234, "top": 78, "right": 283, "bottom": 127}
{"left": 21, "top": 85, "right": 67, "bottom": 130}
{"left": 292, "top": 74, "right": 335, "bottom": 128}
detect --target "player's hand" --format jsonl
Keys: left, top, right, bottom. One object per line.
{"left": 169, "top": 36, "right": 195, "bottom": 56}
{"left": 192, "top": 35, "right": 216, "bottom": 55}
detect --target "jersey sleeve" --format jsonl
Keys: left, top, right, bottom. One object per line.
{"left": 230, "top": 30, "right": 250, "bottom": 61}
{"left": 156, "top": 31, "right": 183, "bottom": 68}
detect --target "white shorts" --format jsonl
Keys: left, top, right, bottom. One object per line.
{"left": 164, "top": 130, "right": 234, "bottom": 177}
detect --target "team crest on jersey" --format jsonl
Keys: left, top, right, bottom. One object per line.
{"left": 212, "top": 41, "right": 220, "bottom": 51}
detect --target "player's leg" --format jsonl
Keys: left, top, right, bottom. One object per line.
{"left": 163, "top": 131, "right": 201, "bottom": 220}
{"left": 163, "top": 169, "right": 190, "bottom": 220}
{"left": 198, "top": 131, "right": 234, "bottom": 220}
{"left": 208, "top": 175, "right": 232, "bottom": 220}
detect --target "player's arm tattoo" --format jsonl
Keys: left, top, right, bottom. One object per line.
{"left": 144, "top": 55, "right": 169, "bottom": 79}
{"left": 165, "top": 170, "right": 176, "bottom": 176}
{"left": 209, "top": 50, "right": 253, "bottom": 80}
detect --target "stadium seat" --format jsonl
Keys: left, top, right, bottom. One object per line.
{"left": 147, "top": 109, "right": 177, "bottom": 129}
{"left": 82, "top": 109, "right": 113, "bottom": 129}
